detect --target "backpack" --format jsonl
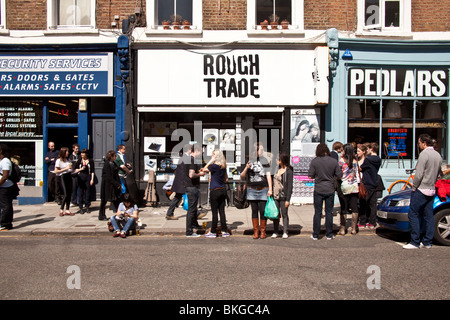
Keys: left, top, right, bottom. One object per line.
{"left": 8, "top": 158, "right": 21, "bottom": 184}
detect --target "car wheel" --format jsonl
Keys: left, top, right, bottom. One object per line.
{"left": 434, "top": 209, "right": 450, "bottom": 246}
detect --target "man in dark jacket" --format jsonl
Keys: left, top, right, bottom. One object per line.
{"left": 308, "top": 143, "right": 343, "bottom": 240}
{"left": 44, "top": 141, "right": 60, "bottom": 203}
{"left": 359, "top": 142, "right": 382, "bottom": 229}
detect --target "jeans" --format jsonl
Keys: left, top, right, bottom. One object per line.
{"left": 210, "top": 188, "right": 227, "bottom": 233}
{"left": 408, "top": 190, "right": 435, "bottom": 247}
{"left": 360, "top": 188, "right": 378, "bottom": 226}
{"left": 110, "top": 216, "right": 135, "bottom": 233}
{"left": 77, "top": 173, "right": 91, "bottom": 210}
{"left": 0, "top": 186, "right": 14, "bottom": 229}
{"left": 185, "top": 187, "right": 200, "bottom": 235}
{"left": 273, "top": 199, "right": 289, "bottom": 234}
{"left": 166, "top": 192, "right": 183, "bottom": 217}
{"left": 59, "top": 173, "right": 72, "bottom": 211}
{"left": 313, "top": 191, "right": 335, "bottom": 238}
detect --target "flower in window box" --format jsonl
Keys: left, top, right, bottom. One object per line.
{"left": 260, "top": 20, "right": 269, "bottom": 30}
{"left": 162, "top": 20, "right": 171, "bottom": 30}
{"left": 170, "top": 14, "right": 182, "bottom": 30}
{"left": 281, "top": 19, "right": 289, "bottom": 30}
{"left": 269, "top": 14, "right": 279, "bottom": 30}
{"left": 182, "top": 20, "right": 191, "bottom": 30}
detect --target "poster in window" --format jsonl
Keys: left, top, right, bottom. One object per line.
{"left": 203, "top": 129, "right": 219, "bottom": 145}
{"left": 144, "top": 137, "right": 166, "bottom": 153}
{"left": 220, "top": 129, "right": 236, "bottom": 151}
{"left": 290, "top": 108, "right": 320, "bottom": 155}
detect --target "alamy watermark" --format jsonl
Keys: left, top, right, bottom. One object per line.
{"left": 66, "top": 265, "right": 81, "bottom": 290}
{"left": 170, "top": 120, "right": 280, "bottom": 171}
{"left": 366, "top": 265, "right": 381, "bottom": 290}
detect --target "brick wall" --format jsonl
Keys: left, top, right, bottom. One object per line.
{"left": 4, "top": 0, "right": 450, "bottom": 33}
{"left": 304, "top": 0, "right": 357, "bottom": 31}
{"left": 202, "top": 0, "right": 246, "bottom": 30}
{"left": 6, "top": 0, "right": 46, "bottom": 30}
{"left": 412, "top": 1, "right": 450, "bottom": 32}
{"left": 5, "top": 0, "right": 140, "bottom": 30}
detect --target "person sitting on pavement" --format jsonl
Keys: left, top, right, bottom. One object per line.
{"left": 110, "top": 193, "right": 138, "bottom": 238}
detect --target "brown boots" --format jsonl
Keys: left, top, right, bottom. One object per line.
{"left": 349, "top": 212, "right": 359, "bottom": 235}
{"left": 252, "top": 218, "right": 267, "bottom": 239}
{"left": 338, "top": 214, "right": 346, "bottom": 235}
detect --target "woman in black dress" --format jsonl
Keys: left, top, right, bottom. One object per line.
{"left": 99, "top": 150, "right": 122, "bottom": 221}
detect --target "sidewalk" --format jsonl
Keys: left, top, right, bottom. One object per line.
{"left": 4, "top": 201, "right": 349, "bottom": 237}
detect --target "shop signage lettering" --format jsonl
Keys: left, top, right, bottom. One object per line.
{"left": 0, "top": 105, "right": 42, "bottom": 138}
{"left": 349, "top": 68, "right": 447, "bottom": 97}
{"left": 203, "top": 54, "right": 260, "bottom": 99}
{"left": 0, "top": 54, "right": 113, "bottom": 97}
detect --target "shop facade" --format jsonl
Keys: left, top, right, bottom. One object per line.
{"left": 132, "top": 44, "right": 329, "bottom": 205}
{"left": 0, "top": 45, "right": 126, "bottom": 204}
{"left": 327, "top": 36, "right": 450, "bottom": 192}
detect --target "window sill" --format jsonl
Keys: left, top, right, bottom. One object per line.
{"left": 145, "top": 27, "right": 202, "bottom": 36}
{"left": 355, "top": 30, "right": 413, "bottom": 40}
{"left": 44, "top": 28, "right": 99, "bottom": 36}
{"left": 247, "top": 29, "right": 305, "bottom": 38}
{"left": 0, "top": 29, "right": 10, "bottom": 36}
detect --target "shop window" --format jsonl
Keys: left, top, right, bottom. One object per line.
{"left": 147, "top": 0, "right": 201, "bottom": 30}
{"left": 47, "top": 0, "right": 96, "bottom": 29}
{"left": 248, "top": 0, "right": 303, "bottom": 30}
{"left": 357, "top": 0, "right": 411, "bottom": 33}
{"left": 48, "top": 99, "right": 79, "bottom": 124}
{"left": 347, "top": 66, "right": 448, "bottom": 161}
{"left": 0, "top": 0, "right": 6, "bottom": 29}
{"left": 0, "top": 100, "right": 44, "bottom": 139}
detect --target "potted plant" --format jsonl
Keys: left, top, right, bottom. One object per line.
{"left": 260, "top": 20, "right": 269, "bottom": 30}
{"left": 182, "top": 19, "right": 191, "bottom": 30}
{"left": 269, "top": 14, "right": 279, "bottom": 30}
{"left": 281, "top": 19, "right": 289, "bottom": 29}
{"left": 170, "top": 14, "right": 182, "bottom": 30}
{"left": 162, "top": 20, "right": 171, "bottom": 30}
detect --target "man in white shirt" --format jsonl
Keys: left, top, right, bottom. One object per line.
{"left": 0, "top": 144, "right": 15, "bottom": 231}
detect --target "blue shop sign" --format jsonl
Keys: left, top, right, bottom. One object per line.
{"left": 0, "top": 53, "right": 113, "bottom": 97}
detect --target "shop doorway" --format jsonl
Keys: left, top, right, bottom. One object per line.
{"left": 92, "top": 118, "right": 116, "bottom": 193}
{"left": 47, "top": 128, "right": 78, "bottom": 153}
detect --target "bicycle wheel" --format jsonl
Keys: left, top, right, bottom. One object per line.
{"left": 388, "top": 180, "right": 413, "bottom": 194}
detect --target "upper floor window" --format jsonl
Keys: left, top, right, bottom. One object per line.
{"left": 358, "top": 0, "right": 411, "bottom": 33}
{"left": 147, "top": 0, "right": 202, "bottom": 31}
{"left": 48, "top": 0, "right": 96, "bottom": 29}
{"left": 0, "top": 0, "right": 6, "bottom": 29}
{"left": 248, "top": 0, "right": 303, "bottom": 31}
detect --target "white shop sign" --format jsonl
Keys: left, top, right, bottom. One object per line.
{"left": 137, "top": 48, "right": 329, "bottom": 106}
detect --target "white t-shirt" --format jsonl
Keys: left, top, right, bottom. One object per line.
{"left": 0, "top": 157, "right": 14, "bottom": 188}
{"left": 55, "top": 158, "right": 73, "bottom": 177}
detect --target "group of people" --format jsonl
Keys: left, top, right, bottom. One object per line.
{"left": 309, "top": 141, "right": 383, "bottom": 240}
{"left": 45, "top": 142, "right": 96, "bottom": 216}
{"left": 45, "top": 142, "right": 138, "bottom": 238}
{"left": 309, "top": 133, "right": 442, "bottom": 248}
{"left": 166, "top": 142, "right": 293, "bottom": 239}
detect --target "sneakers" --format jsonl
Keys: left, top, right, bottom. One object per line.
{"left": 310, "top": 235, "right": 318, "bottom": 240}
{"left": 326, "top": 235, "right": 335, "bottom": 240}
{"left": 271, "top": 233, "right": 278, "bottom": 238}
{"left": 366, "top": 223, "right": 376, "bottom": 230}
{"left": 282, "top": 233, "right": 288, "bottom": 239}
{"left": 358, "top": 223, "right": 366, "bottom": 229}
{"left": 186, "top": 233, "right": 201, "bottom": 238}
{"left": 204, "top": 232, "right": 217, "bottom": 238}
{"left": 420, "top": 242, "right": 432, "bottom": 249}
{"left": 221, "top": 231, "right": 231, "bottom": 238}
{"left": 403, "top": 243, "right": 419, "bottom": 249}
